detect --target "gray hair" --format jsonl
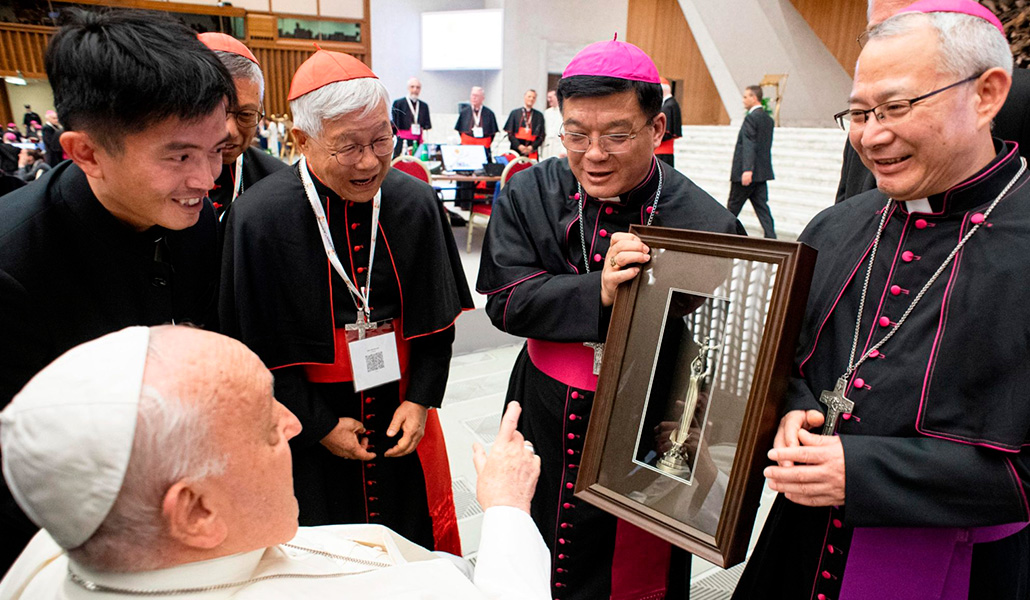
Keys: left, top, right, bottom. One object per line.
{"left": 213, "top": 50, "right": 265, "bottom": 101}
{"left": 868, "top": 11, "right": 1012, "bottom": 78}
{"left": 68, "top": 366, "right": 227, "bottom": 571}
{"left": 290, "top": 78, "right": 390, "bottom": 139}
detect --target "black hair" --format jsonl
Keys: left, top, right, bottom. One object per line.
{"left": 45, "top": 8, "right": 236, "bottom": 152}
{"left": 556, "top": 75, "right": 663, "bottom": 120}
{"left": 747, "top": 85, "right": 764, "bottom": 102}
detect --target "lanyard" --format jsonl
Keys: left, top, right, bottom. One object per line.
{"left": 472, "top": 107, "right": 482, "bottom": 128}
{"left": 407, "top": 97, "right": 420, "bottom": 122}
{"left": 299, "top": 156, "right": 381, "bottom": 319}
{"left": 232, "top": 153, "right": 244, "bottom": 203}
{"left": 218, "top": 154, "right": 246, "bottom": 224}
{"left": 521, "top": 109, "right": 531, "bottom": 128}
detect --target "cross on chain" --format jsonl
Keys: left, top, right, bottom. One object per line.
{"left": 584, "top": 342, "right": 605, "bottom": 376}
{"left": 818, "top": 377, "right": 855, "bottom": 436}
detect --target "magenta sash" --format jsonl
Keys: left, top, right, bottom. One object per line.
{"left": 841, "top": 522, "right": 1028, "bottom": 599}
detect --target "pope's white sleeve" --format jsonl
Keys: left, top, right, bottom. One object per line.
{"left": 473, "top": 505, "right": 551, "bottom": 600}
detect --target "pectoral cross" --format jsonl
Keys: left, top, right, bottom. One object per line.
{"left": 584, "top": 342, "right": 605, "bottom": 376}
{"left": 818, "top": 377, "right": 855, "bottom": 436}
{"left": 346, "top": 312, "right": 376, "bottom": 340}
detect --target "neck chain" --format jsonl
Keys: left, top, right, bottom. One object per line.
{"left": 839, "top": 157, "right": 1026, "bottom": 384}
{"left": 67, "top": 543, "right": 393, "bottom": 597}
{"left": 577, "top": 159, "right": 663, "bottom": 273}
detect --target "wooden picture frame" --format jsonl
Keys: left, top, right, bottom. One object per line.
{"left": 575, "top": 225, "right": 815, "bottom": 568}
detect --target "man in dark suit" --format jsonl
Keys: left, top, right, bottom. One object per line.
{"left": 728, "top": 85, "right": 776, "bottom": 238}
{"left": 392, "top": 77, "right": 432, "bottom": 158}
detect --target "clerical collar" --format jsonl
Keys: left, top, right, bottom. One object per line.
{"left": 905, "top": 139, "right": 1021, "bottom": 216}
{"left": 67, "top": 549, "right": 264, "bottom": 600}
{"left": 298, "top": 161, "right": 374, "bottom": 211}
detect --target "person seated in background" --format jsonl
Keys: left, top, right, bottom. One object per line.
{"left": 15, "top": 148, "right": 50, "bottom": 182}
{"left": 0, "top": 326, "right": 550, "bottom": 599}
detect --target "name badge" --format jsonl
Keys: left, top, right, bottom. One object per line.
{"left": 346, "top": 321, "right": 401, "bottom": 392}
{"left": 472, "top": 126, "right": 484, "bottom": 138}
{"left": 410, "top": 124, "right": 421, "bottom": 136}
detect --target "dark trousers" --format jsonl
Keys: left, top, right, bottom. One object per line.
{"left": 728, "top": 181, "right": 776, "bottom": 239}
{"left": 657, "top": 153, "right": 675, "bottom": 168}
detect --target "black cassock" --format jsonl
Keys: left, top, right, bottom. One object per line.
{"left": 0, "top": 161, "right": 219, "bottom": 571}
{"left": 502, "top": 107, "right": 546, "bottom": 155}
{"left": 477, "top": 156, "right": 743, "bottom": 600}
{"left": 734, "top": 142, "right": 1030, "bottom": 600}
{"left": 220, "top": 165, "right": 473, "bottom": 552}
{"left": 210, "top": 146, "right": 287, "bottom": 226}
{"left": 454, "top": 105, "right": 499, "bottom": 141}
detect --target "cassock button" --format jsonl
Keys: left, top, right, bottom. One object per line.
{"left": 833, "top": 518, "right": 843, "bottom": 528}
{"left": 902, "top": 251, "right": 916, "bottom": 262}
{"left": 569, "top": 414, "right": 577, "bottom": 421}
{"left": 351, "top": 223, "right": 360, "bottom": 230}
{"left": 869, "top": 349, "right": 880, "bottom": 358}
{"left": 357, "top": 267, "right": 366, "bottom": 273}
{"left": 567, "top": 449, "right": 576, "bottom": 455}
{"left": 563, "top": 502, "right": 574, "bottom": 509}
{"left": 568, "top": 463, "right": 578, "bottom": 469}
{"left": 646, "top": 206, "right": 654, "bottom": 214}
{"left": 561, "top": 523, "right": 569, "bottom": 529}
{"left": 567, "top": 433, "right": 576, "bottom": 440}
{"left": 878, "top": 316, "right": 891, "bottom": 328}
{"left": 915, "top": 219, "right": 928, "bottom": 229}
{"left": 593, "top": 253, "right": 603, "bottom": 263}
{"left": 971, "top": 213, "right": 985, "bottom": 225}
{"left": 558, "top": 554, "right": 566, "bottom": 559}
{"left": 571, "top": 391, "right": 579, "bottom": 399}
{"left": 599, "top": 229, "right": 608, "bottom": 237}
{"left": 354, "top": 245, "right": 363, "bottom": 251}
{"left": 566, "top": 482, "right": 575, "bottom": 489}
{"left": 853, "top": 378, "right": 865, "bottom": 389}
{"left": 559, "top": 538, "right": 567, "bottom": 545}
{"left": 605, "top": 206, "right": 614, "bottom": 215}
{"left": 817, "top": 595, "right": 828, "bottom": 600}
{"left": 822, "top": 571, "right": 832, "bottom": 579}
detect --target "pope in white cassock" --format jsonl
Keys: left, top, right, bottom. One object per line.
{"left": 0, "top": 326, "right": 550, "bottom": 599}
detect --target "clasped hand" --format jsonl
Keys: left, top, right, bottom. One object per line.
{"left": 764, "top": 409, "right": 846, "bottom": 507}
{"left": 601, "top": 232, "right": 650, "bottom": 307}
{"left": 320, "top": 401, "right": 428, "bottom": 461}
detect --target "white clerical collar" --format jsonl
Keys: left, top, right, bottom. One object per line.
{"left": 408, "top": 95, "right": 419, "bottom": 102}
{"left": 748, "top": 105, "right": 761, "bottom": 114}
{"left": 904, "top": 198, "right": 932, "bottom": 213}
{"left": 67, "top": 548, "right": 265, "bottom": 600}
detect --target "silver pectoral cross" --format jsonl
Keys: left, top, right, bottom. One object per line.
{"left": 345, "top": 312, "right": 377, "bottom": 340}
{"left": 584, "top": 342, "right": 605, "bottom": 376}
{"left": 818, "top": 376, "right": 855, "bottom": 436}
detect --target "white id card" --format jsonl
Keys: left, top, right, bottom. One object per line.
{"left": 347, "top": 325, "right": 401, "bottom": 392}
{"left": 472, "top": 126, "right": 484, "bottom": 138}
{"left": 411, "top": 124, "right": 421, "bottom": 136}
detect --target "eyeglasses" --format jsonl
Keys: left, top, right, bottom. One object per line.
{"left": 227, "top": 109, "right": 263, "bottom": 129}
{"left": 309, "top": 134, "right": 395, "bottom": 166}
{"left": 559, "top": 120, "right": 652, "bottom": 154}
{"left": 833, "top": 73, "right": 982, "bottom": 131}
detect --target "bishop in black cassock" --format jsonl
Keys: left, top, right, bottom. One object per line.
{"left": 199, "top": 33, "right": 287, "bottom": 227}
{"left": 478, "top": 38, "right": 743, "bottom": 600}
{"left": 220, "top": 50, "right": 473, "bottom": 555}
{"left": 503, "top": 90, "right": 546, "bottom": 158}
{"left": 736, "top": 7, "right": 1030, "bottom": 599}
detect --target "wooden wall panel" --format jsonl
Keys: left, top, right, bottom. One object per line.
{"left": 789, "top": 0, "right": 867, "bottom": 78}
{"left": 0, "top": 25, "right": 52, "bottom": 79}
{"left": 626, "top": 0, "right": 730, "bottom": 125}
